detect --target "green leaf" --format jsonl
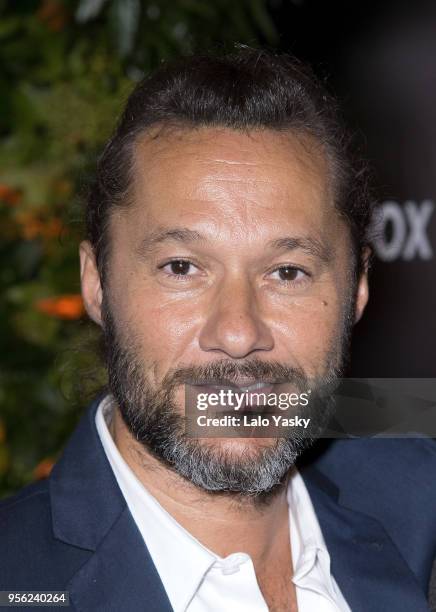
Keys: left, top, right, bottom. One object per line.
{"left": 110, "top": 0, "right": 141, "bottom": 58}
{"left": 75, "top": 0, "right": 109, "bottom": 23}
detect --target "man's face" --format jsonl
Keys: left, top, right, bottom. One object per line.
{"left": 81, "top": 127, "right": 368, "bottom": 495}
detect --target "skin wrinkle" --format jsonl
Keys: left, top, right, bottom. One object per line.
{"left": 80, "top": 126, "right": 369, "bottom": 611}
{"left": 134, "top": 229, "right": 333, "bottom": 286}
{"left": 99, "top": 126, "right": 358, "bottom": 400}
{"left": 133, "top": 125, "right": 330, "bottom": 209}
{"left": 199, "top": 158, "right": 260, "bottom": 166}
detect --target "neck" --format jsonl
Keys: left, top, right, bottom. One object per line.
{"left": 110, "top": 405, "right": 292, "bottom": 567}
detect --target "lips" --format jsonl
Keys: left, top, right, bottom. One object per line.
{"left": 193, "top": 381, "right": 275, "bottom": 392}
{"left": 242, "top": 381, "right": 277, "bottom": 395}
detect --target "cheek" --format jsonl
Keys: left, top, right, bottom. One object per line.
{"left": 142, "top": 301, "right": 198, "bottom": 353}
{"left": 267, "top": 287, "right": 345, "bottom": 370}
{"left": 110, "top": 275, "right": 202, "bottom": 370}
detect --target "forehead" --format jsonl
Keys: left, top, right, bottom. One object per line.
{"left": 119, "top": 126, "right": 337, "bottom": 241}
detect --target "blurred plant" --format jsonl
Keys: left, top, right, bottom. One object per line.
{"left": 0, "top": 0, "right": 278, "bottom": 497}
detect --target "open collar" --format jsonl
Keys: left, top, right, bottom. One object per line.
{"left": 299, "top": 460, "right": 430, "bottom": 612}
{"left": 96, "top": 394, "right": 216, "bottom": 612}
{"left": 49, "top": 395, "right": 172, "bottom": 611}
{"left": 49, "top": 397, "right": 430, "bottom": 612}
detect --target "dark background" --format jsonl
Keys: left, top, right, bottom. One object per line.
{"left": 1, "top": 0, "right": 435, "bottom": 496}
{"left": 272, "top": 0, "right": 436, "bottom": 377}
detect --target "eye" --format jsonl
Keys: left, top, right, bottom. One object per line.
{"left": 270, "top": 265, "right": 308, "bottom": 283}
{"left": 160, "top": 259, "right": 198, "bottom": 277}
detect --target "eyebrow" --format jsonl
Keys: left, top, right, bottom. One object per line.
{"left": 135, "top": 227, "right": 204, "bottom": 257}
{"left": 135, "top": 226, "right": 333, "bottom": 263}
{"left": 268, "top": 236, "right": 333, "bottom": 263}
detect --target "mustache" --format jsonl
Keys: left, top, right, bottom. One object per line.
{"left": 160, "top": 358, "right": 309, "bottom": 391}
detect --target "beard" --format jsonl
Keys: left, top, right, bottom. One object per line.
{"left": 101, "top": 294, "right": 354, "bottom": 501}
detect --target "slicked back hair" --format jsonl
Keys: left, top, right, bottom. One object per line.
{"left": 85, "top": 46, "right": 372, "bottom": 285}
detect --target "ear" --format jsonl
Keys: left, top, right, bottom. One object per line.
{"left": 354, "top": 247, "right": 371, "bottom": 324}
{"left": 79, "top": 240, "right": 103, "bottom": 327}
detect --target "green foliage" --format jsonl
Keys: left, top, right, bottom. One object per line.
{"left": 0, "top": 0, "right": 278, "bottom": 497}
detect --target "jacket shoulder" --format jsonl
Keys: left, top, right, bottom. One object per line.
{"left": 314, "top": 436, "right": 436, "bottom": 494}
{"left": 311, "top": 437, "right": 436, "bottom": 589}
{"left": 0, "top": 479, "right": 90, "bottom": 590}
{"left": 0, "top": 478, "right": 51, "bottom": 535}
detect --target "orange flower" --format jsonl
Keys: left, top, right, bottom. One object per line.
{"left": 37, "top": 0, "right": 70, "bottom": 31}
{"left": 15, "top": 213, "right": 65, "bottom": 240}
{"left": 53, "top": 179, "right": 73, "bottom": 197}
{"left": 35, "top": 294, "right": 85, "bottom": 320}
{"left": 0, "top": 184, "right": 21, "bottom": 206}
{"left": 15, "top": 213, "right": 41, "bottom": 240}
{"left": 33, "top": 457, "right": 55, "bottom": 480}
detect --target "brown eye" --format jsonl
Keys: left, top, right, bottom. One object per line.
{"left": 277, "top": 266, "right": 300, "bottom": 281}
{"left": 269, "top": 265, "right": 309, "bottom": 285}
{"left": 168, "top": 260, "right": 192, "bottom": 275}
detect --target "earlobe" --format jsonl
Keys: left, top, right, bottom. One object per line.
{"left": 355, "top": 275, "right": 369, "bottom": 323}
{"left": 354, "top": 248, "right": 371, "bottom": 324}
{"left": 79, "top": 240, "right": 103, "bottom": 327}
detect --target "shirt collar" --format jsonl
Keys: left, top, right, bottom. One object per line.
{"left": 288, "top": 467, "right": 337, "bottom": 597}
{"left": 96, "top": 393, "right": 336, "bottom": 610}
{"left": 96, "top": 394, "right": 216, "bottom": 612}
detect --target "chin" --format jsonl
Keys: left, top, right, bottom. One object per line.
{"left": 197, "top": 436, "right": 280, "bottom": 454}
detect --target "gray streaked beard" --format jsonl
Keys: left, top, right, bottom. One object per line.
{"left": 101, "top": 293, "right": 353, "bottom": 502}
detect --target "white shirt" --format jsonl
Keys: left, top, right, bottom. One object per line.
{"left": 96, "top": 394, "right": 351, "bottom": 612}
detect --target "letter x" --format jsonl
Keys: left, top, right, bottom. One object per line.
{"left": 403, "top": 200, "right": 434, "bottom": 260}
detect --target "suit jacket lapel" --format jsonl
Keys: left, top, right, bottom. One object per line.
{"left": 50, "top": 396, "right": 430, "bottom": 611}
{"left": 49, "top": 395, "right": 172, "bottom": 612}
{"left": 67, "top": 506, "right": 172, "bottom": 612}
{"left": 300, "top": 462, "right": 430, "bottom": 612}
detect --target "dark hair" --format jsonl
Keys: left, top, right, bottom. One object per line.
{"left": 86, "top": 46, "right": 372, "bottom": 284}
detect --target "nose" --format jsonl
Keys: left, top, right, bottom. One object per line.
{"left": 198, "top": 276, "right": 274, "bottom": 358}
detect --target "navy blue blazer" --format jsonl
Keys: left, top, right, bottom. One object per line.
{"left": 1, "top": 396, "right": 435, "bottom": 611}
